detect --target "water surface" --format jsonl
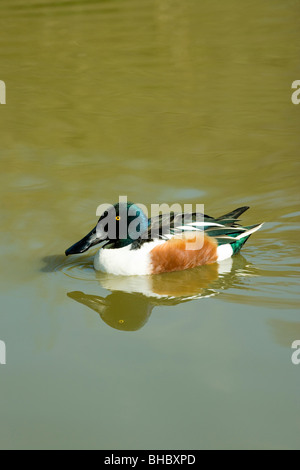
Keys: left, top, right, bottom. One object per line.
{"left": 0, "top": 0, "right": 300, "bottom": 450}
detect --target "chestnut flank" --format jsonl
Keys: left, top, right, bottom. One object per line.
{"left": 150, "top": 233, "right": 218, "bottom": 274}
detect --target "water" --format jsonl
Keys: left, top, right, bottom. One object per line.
{"left": 0, "top": 0, "right": 300, "bottom": 450}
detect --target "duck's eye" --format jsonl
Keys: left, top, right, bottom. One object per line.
{"left": 116, "top": 216, "right": 121, "bottom": 221}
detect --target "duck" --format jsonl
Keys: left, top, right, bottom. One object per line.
{"left": 65, "top": 202, "right": 263, "bottom": 276}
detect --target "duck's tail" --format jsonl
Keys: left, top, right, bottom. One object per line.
{"left": 215, "top": 222, "right": 264, "bottom": 261}
{"left": 217, "top": 206, "right": 250, "bottom": 222}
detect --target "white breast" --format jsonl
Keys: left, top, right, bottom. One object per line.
{"left": 94, "top": 240, "right": 165, "bottom": 276}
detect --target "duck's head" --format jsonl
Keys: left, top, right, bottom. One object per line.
{"left": 65, "top": 202, "right": 149, "bottom": 255}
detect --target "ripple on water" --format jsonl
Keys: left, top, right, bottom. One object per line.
{"left": 41, "top": 254, "right": 96, "bottom": 281}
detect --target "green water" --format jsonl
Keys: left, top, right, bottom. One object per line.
{"left": 0, "top": 0, "right": 300, "bottom": 450}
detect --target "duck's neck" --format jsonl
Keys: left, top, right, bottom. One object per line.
{"left": 104, "top": 238, "right": 134, "bottom": 250}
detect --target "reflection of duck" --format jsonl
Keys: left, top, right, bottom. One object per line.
{"left": 95, "top": 259, "right": 223, "bottom": 300}
{"left": 66, "top": 203, "right": 263, "bottom": 276}
{"left": 68, "top": 291, "right": 154, "bottom": 331}
{"left": 67, "top": 255, "right": 259, "bottom": 331}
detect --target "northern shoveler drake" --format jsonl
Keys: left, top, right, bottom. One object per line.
{"left": 65, "top": 203, "right": 263, "bottom": 276}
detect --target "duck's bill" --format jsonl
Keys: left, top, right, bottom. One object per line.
{"left": 65, "top": 226, "right": 106, "bottom": 256}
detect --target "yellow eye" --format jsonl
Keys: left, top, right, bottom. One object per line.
{"left": 116, "top": 216, "right": 121, "bottom": 221}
